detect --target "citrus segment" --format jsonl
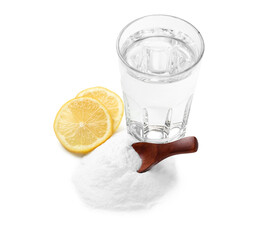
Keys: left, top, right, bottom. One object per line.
{"left": 54, "top": 97, "right": 112, "bottom": 153}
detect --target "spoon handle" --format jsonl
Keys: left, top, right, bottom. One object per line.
{"left": 158, "top": 136, "right": 198, "bottom": 159}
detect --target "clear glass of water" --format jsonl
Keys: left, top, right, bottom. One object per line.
{"left": 116, "top": 15, "right": 205, "bottom": 143}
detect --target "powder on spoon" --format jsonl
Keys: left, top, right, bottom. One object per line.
{"left": 73, "top": 131, "right": 177, "bottom": 210}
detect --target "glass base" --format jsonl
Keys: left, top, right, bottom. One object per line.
{"left": 127, "top": 120, "right": 186, "bottom": 143}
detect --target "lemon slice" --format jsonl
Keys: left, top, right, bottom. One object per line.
{"left": 76, "top": 87, "right": 124, "bottom": 131}
{"left": 54, "top": 97, "right": 112, "bottom": 153}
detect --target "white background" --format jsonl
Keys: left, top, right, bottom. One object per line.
{"left": 1, "top": 0, "right": 268, "bottom": 239}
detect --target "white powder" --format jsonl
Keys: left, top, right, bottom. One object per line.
{"left": 73, "top": 131, "right": 177, "bottom": 210}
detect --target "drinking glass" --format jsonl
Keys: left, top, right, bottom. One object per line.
{"left": 116, "top": 15, "right": 204, "bottom": 143}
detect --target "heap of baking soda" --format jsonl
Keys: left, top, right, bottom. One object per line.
{"left": 73, "top": 131, "right": 177, "bottom": 210}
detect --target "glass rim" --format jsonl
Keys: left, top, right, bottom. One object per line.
{"left": 116, "top": 14, "right": 205, "bottom": 79}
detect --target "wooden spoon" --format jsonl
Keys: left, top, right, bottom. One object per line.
{"left": 132, "top": 136, "right": 198, "bottom": 173}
